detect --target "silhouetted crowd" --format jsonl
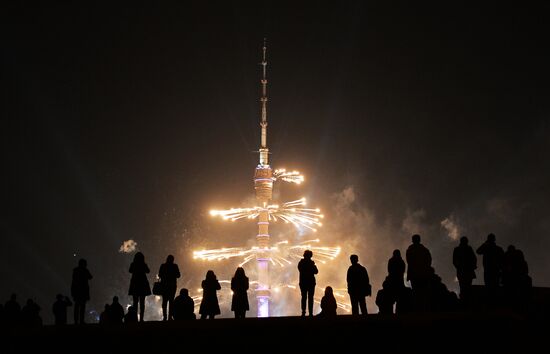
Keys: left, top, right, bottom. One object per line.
{"left": 0, "top": 233, "right": 533, "bottom": 327}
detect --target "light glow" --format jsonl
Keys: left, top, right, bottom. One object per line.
{"left": 210, "top": 198, "right": 323, "bottom": 231}
{"left": 194, "top": 239, "right": 340, "bottom": 267}
{"left": 273, "top": 168, "right": 305, "bottom": 184}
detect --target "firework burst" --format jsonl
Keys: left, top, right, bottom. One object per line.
{"left": 273, "top": 168, "right": 304, "bottom": 184}
{"left": 196, "top": 41, "right": 345, "bottom": 316}
{"left": 210, "top": 198, "right": 323, "bottom": 231}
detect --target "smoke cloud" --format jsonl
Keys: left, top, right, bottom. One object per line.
{"left": 441, "top": 215, "right": 460, "bottom": 241}
{"left": 108, "top": 185, "right": 547, "bottom": 320}
{"left": 119, "top": 239, "right": 138, "bottom": 253}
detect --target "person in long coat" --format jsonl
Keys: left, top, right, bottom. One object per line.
{"left": 158, "top": 255, "right": 181, "bottom": 320}
{"left": 453, "top": 236, "right": 477, "bottom": 301}
{"left": 476, "top": 233, "right": 504, "bottom": 293}
{"left": 230, "top": 267, "right": 250, "bottom": 318}
{"left": 128, "top": 252, "right": 151, "bottom": 322}
{"left": 199, "top": 270, "right": 221, "bottom": 319}
{"left": 387, "top": 249, "right": 406, "bottom": 290}
{"left": 71, "top": 258, "right": 92, "bottom": 324}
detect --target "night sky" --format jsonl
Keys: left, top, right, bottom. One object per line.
{"left": 2, "top": 2, "right": 549, "bottom": 322}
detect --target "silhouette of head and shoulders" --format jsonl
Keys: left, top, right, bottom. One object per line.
{"left": 202, "top": 270, "right": 221, "bottom": 290}
{"left": 231, "top": 267, "right": 249, "bottom": 288}
{"left": 21, "top": 298, "right": 42, "bottom": 326}
{"left": 52, "top": 294, "right": 72, "bottom": 325}
{"left": 5, "top": 293, "right": 21, "bottom": 313}
{"left": 124, "top": 305, "right": 138, "bottom": 323}
{"left": 318, "top": 286, "right": 337, "bottom": 318}
{"left": 298, "top": 250, "right": 318, "bottom": 287}
{"left": 388, "top": 249, "right": 406, "bottom": 275}
{"left": 298, "top": 250, "right": 316, "bottom": 267}
{"left": 348, "top": 254, "right": 368, "bottom": 271}
{"left": 453, "top": 236, "right": 477, "bottom": 274}
{"left": 73, "top": 258, "right": 92, "bottom": 278}
{"left": 174, "top": 288, "right": 196, "bottom": 320}
{"left": 131, "top": 252, "right": 149, "bottom": 270}
{"left": 406, "top": 235, "right": 432, "bottom": 264}
{"left": 476, "top": 233, "right": 504, "bottom": 263}
{"left": 159, "top": 254, "right": 180, "bottom": 283}
{"left": 109, "top": 296, "right": 125, "bottom": 323}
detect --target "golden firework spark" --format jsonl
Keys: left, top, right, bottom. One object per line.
{"left": 194, "top": 239, "right": 340, "bottom": 266}
{"left": 273, "top": 168, "right": 304, "bottom": 184}
{"left": 210, "top": 198, "right": 323, "bottom": 232}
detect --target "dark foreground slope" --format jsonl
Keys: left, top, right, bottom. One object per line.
{"left": 1, "top": 310, "right": 546, "bottom": 354}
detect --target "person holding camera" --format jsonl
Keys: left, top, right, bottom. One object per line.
{"left": 298, "top": 249, "right": 318, "bottom": 317}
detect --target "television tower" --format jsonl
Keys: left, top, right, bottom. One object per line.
{"left": 254, "top": 38, "right": 272, "bottom": 317}
{"left": 198, "top": 40, "right": 332, "bottom": 317}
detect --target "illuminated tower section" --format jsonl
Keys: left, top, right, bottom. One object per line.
{"left": 199, "top": 40, "right": 330, "bottom": 317}
{"left": 254, "top": 39, "right": 272, "bottom": 317}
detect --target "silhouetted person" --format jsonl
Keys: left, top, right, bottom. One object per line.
{"left": 71, "top": 258, "right": 92, "bottom": 324}
{"left": 129, "top": 251, "right": 151, "bottom": 322}
{"left": 453, "top": 236, "right": 477, "bottom": 301}
{"left": 173, "top": 288, "right": 196, "bottom": 320}
{"left": 476, "top": 233, "right": 504, "bottom": 301}
{"left": 231, "top": 267, "right": 250, "bottom": 319}
{"left": 158, "top": 255, "right": 181, "bottom": 321}
{"left": 124, "top": 305, "right": 138, "bottom": 323}
{"left": 406, "top": 234, "right": 432, "bottom": 311}
{"left": 21, "top": 298, "right": 42, "bottom": 326}
{"left": 347, "top": 254, "right": 370, "bottom": 315}
{"left": 406, "top": 234, "right": 432, "bottom": 290}
{"left": 318, "top": 286, "right": 337, "bottom": 318}
{"left": 388, "top": 249, "right": 406, "bottom": 293}
{"left": 99, "top": 304, "right": 111, "bottom": 324}
{"left": 503, "top": 246, "right": 532, "bottom": 310}
{"left": 4, "top": 293, "right": 21, "bottom": 324}
{"left": 298, "top": 250, "right": 318, "bottom": 317}
{"left": 429, "top": 269, "right": 459, "bottom": 312}
{"left": 52, "top": 294, "right": 72, "bottom": 325}
{"left": 199, "top": 270, "right": 221, "bottom": 319}
{"left": 109, "top": 296, "right": 125, "bottom": 324}
{"left": 514, "top": 249, "right": 533, "bottom": 311}
{"left": 376, "top": 278, "right": 394, "bottom": 314}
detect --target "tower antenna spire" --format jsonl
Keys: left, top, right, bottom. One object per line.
{"left": 259, "top": 38, "right": 269, "bottom": 165}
